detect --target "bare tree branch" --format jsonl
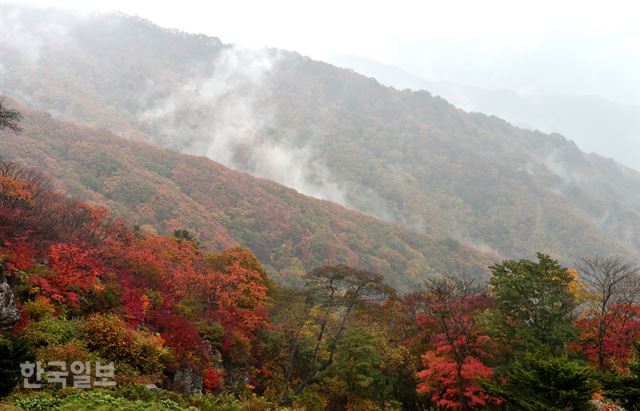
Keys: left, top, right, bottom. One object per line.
{"left": 0, "top": 98, "right": 23, "bottom": 133}
{"left": 576, "top": 256, "right": 640, "bottom": 369}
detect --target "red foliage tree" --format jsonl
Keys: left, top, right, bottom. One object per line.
{"left": 203, "top": 367, "right": 222, "bottom": 391}
{"left": 575, "top": 257, "right": 640, "bottom": 371}
{"left": 109, "top": 237, "right": 269, "bottom": 364}
{"left": 417, "top": 336, "right": 498, "bottom": 409}
{"left": 202, "top": 248, "right": 270, "bottom": 346}
{"left": 414, "top": 276, "right": 501, "bottom": 410}
{"left": 1, "top": 238, "right": 37, "bottom": 271}
{"left": 31, "top": 242, "right": 103, "bottom": 306}
{"left": 575, "top": 304, "right": 640, "bottom": 371}
{"left": 150, "top": 311, "right": 209, "bottom": 364}
{"left": 0, "top": 156, "right": 273, "bottom": 379}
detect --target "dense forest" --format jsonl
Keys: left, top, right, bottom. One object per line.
{"left": 1, "top": 5, "right": 639, "bottom": 410}
{"left": 3, "top": 5, "right": 638, "bottom": 267}
{"left": 1, "top": 102, "right": 640, "bottom": 410}
{"left": 0, "top": 102, "right": 492, "bottom": 292}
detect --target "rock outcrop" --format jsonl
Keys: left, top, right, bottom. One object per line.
{"left": 169, "top": 367, "right": 203, "bottom": 395}
{"left": 0, "top": 266, "right": 20, "bottom": 330}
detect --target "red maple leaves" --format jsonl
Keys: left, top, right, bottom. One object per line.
{"left": 1, "top": 159, "right": 270, "bottom": 371}
{"left": 31, "top": 243, "right": 103, "bottom": 306}
{"left": 575, "top": 304, "right": 640, "bottom": 371}
{"left": 203, "top": 367, "right": 222, "bottom": 391}
{"left": 416, "top": 334, "right": 498, "bottom": 409}
{"left": 413, "top": 278, "right": 501, "bottom": 409}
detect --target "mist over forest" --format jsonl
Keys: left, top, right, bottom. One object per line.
{"left": 0, "top": 2, "right": 639, "bottom": 410}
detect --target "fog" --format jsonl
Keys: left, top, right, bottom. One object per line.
{"left": 7, "top": 0, "right": 639, "bottom": 170}
{"left": 140, "top": 46, "right": 349, "bottom": 204}
{"left": 327, "top": 53, "right": 639, "bottom": 169}
{"left": 1, "top": 1, "right": 638, "bottom": 264}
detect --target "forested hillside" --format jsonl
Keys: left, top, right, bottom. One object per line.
{"left": 328, "top": 53, "right": 639, "bottom": 170}
{"left": 0, "top": 102, "right": 492, "bottom": 290}
{"left": 1, "top": 4, "right": 640, "bottom": 410}
{"left": 1, "top": 139, "right": 639, "bottom": 410}
{"left": 3, "top": 5, "right": 638, "bottom": 266}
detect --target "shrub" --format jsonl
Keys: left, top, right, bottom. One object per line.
{"left": 84, "top": 313, "right": 170, "bottom": 375}
{"left": 8, "top": 391, "right": 66, "bottom": 410}
{"left": 225, "top": 332, "right": 252, "bottom": 367}
{"left": 20, "top": 316, "right": 81, "bottom": 348}
{"left": 183, "top": 393, "right": 244, "bottom": 411}
{"left": 200, "top": 322, "right": 225, "bottom": 350}
{"left": 22, "top": 297, "right": 55, "bottom": 321}
{"left": 292, "top": 389, "right": 328, "bottom": 411}
{"left": 203, "top": 367, "right": 222, "bottom": 392}
{"left": 131, "top": 331, "right": 172, "bottom": 374}
{"left": 36, "top": 341, "right": 92, "bottom": 366}
{"left": 0, "top": 333, "right": 34, "bottom": 397}
{"left": 7, "top": 389, "right": 198, "bottom": 410}
{"left": 84, "top": 313, "right": 132, "bottom": 363}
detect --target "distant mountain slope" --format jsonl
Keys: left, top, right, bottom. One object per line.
{"left": 328, "top": 54, "right": 639, "bottom": 170}
{"left": 269, "top": 58, "right": 639, "bottom": 261}
{"left": 3, "top": 5, "right": 638, "bottom": 264}
{"left": 0, "top": 103, "right": 493, "bottom": 290}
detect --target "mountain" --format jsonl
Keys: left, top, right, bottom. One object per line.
{"left": 3, "top": 5, "right": 638, "bottom": 265}
{"left": 327, "top": 53, "right": 639, "bottom": 170}
{"left": 0, "top": 102, "right": 493, "bottom": 291}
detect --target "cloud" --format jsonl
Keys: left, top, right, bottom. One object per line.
{"left": 141, "top": 46, "right": 347, "bottom": 203}
{"left": 2, "top": 4, "right": 77, "bottom": 64}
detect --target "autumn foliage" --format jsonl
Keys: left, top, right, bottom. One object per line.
{"left": 1, "top": 154, "right": 640, "bottom": 410}
{"left": 202, "top": 367, "right": 222, "bottom": 391}
{"left": 413, "top": 277, "right": 501, "bottom": 409}
{"left": 33, "top": 243, "right": 103, "bottom": 306}
{"left": 575, "top": 304, "right": 640, "bottom": 372}
{"left": 0, "top": 156, "right": 270, "bottom": 384}
{"left": 417, "top": 350, "right": 496, "bottom": 409}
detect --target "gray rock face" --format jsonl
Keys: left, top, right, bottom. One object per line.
{"left": 170, "top": 367, "right": 203, "bottom": 395}
{"left": 0, "top": 269, "right": 20, "bottom": 330}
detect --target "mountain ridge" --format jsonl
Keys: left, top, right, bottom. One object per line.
{"left": 3, "top": 4, "right": 638, "bottom": 266}
{"left": 326, "top": 53, "right": 639, "bottom": 170}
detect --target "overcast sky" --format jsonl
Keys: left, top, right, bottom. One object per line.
{"left": 6, "top": 0, "right": 640, "bottom": 104}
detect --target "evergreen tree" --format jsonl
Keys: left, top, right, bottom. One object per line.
{"left": 486, "top": 353, "right": 597, "bottom": 411}
{"left": 0, "top": 333, "right": 33, "bottom": 396}
{"left": 600, "top": 342, "right": 640, "bottom": 410}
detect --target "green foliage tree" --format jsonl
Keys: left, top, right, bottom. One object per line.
{"left": 258, "top": 287, "right": 316, "bottom": 401}
{"left": 172, "top": 229, "right": 201, "bottom": 248}
{"left": 490, "top": 253, "right": 578, "bottom": 356}
{"left": 486, "top": 353, "right": 597, "bottom": 411}
{"left": 295, "top": 265, "right": 395, "bottom": 395}
{"left": 329, "top": 328, "right": 383, "bottom": 401}
{"left": 0, "top": 333, "right": 33, "bottom": 396}
{"left": 263, "top": 265, "right": 395, "bottom": 403}
{"left": 600, "top": 342, "right": 640, "bottom": 410}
